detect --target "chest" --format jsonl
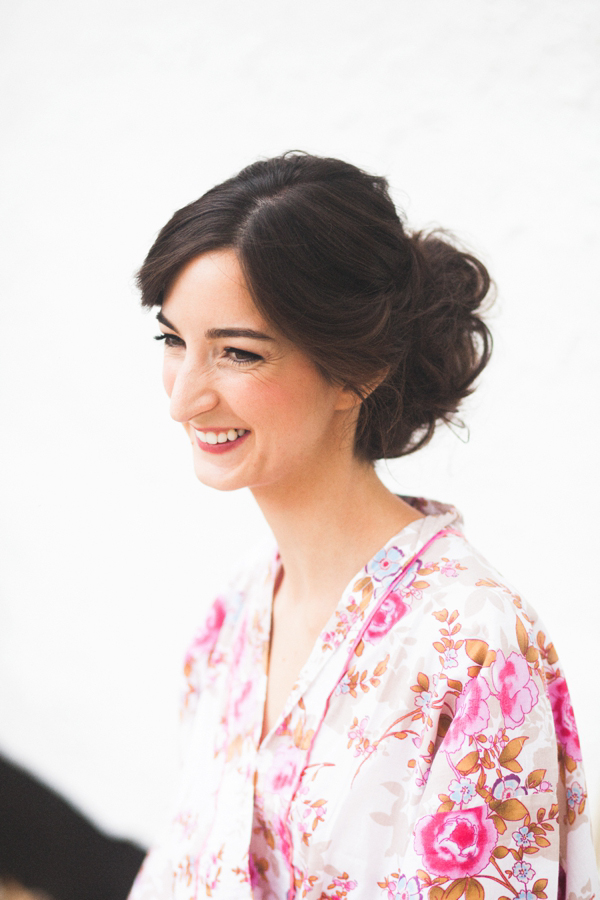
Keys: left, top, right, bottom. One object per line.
{"left": 260, "top": 595, "right": 329, "bottom": 743}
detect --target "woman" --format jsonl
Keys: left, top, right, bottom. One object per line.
{"left": 128, "top": 153, "right": 598, "bottom": 899}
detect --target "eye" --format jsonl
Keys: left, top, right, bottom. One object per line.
{"left": 154, "top": 333, "right": 184, "bottom": 349}
{"left": 224, "top": 347, "right": 263, "bottom": 366}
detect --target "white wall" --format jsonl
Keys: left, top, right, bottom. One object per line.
{"left": 1, "top": 0, "right": 598, "bottom": 857}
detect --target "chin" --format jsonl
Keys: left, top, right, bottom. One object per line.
{"left": 193, "top": 467, "right": 246, "bottom": 492}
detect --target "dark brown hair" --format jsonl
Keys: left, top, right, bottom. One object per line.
{"left": 138, "top": 152, "right": 493, "bottom": 461}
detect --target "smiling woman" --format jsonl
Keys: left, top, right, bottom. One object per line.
{"left": 154, "top": 249, "right": 360, "bottom": 495}
{"left": 128, "top": 153, "right": 599, "bottom": 900}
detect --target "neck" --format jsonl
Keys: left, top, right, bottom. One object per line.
{"left": 250, "top": 452, "right": 423, "bottom": 614}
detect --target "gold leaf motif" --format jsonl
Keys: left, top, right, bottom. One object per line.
{"left": 490, "top": 813, "right": 506, "bottom": 833}
{"left": 353, "top": 576, "right": 371, "bottom": 592}
{"left": 528, "top": 770, "right": 546, "bottom": 789}
{"left": 465, "top": 879, "right": 485, "bottom": 900}
{"left": 516, "top": 617, "right": 529, "bottom": 657}
{"left": 492, "top": 798, "right": 529, "bottom": 820}
{"left": 441, "top": 878, "right": 467, "bottom": 900}
{"left": 565, "top": 755, "right": 577, "bottom": 773}
{"left": 417, "top": 672, "right": 430, "bottom": 691}
{"left": 499, "top": 736, "right": 528, "bottom": 763}
{"left": 456, "top": 750, "right": 479, "bottom": 775}
{"left": 373, "top": 655, "right": 390, "bottom": 676}
{"left": 465, "top": 640, "right": 489, "bottom": 665}
{"left": 437, "top": 800, "right": 455, "bottom": 812}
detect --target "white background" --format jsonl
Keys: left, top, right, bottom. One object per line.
{"left": 1, "top": 0, "right": 598, "bottom": 863}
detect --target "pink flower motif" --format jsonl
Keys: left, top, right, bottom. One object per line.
{"left": 333, "top": 876, "right": 357, "bottom": 891}
{"left": 364, "top": 592, "right": 410, "bottom": 643}
{"left": 268, "top": 747, "right": 301, "bottom": 792}
{"left": 186, "top": 597, "right": 226, "bottom": 662}
{"left": 348, "top": 717, "right": 369, "bottom": 743}
{"left": 275, "top": 816, "right": 293, "bottom": 864}
{"left": 231, "top": 678, "right": 252, "bottom": 723}
{"left": 548, "top": 676, "right": 582, "bottom": 761}
{"left": 443, "top": 677, "right": 491, "bottom": 754}
{"left": 490, "top": 650, "right": 539, "bottom": 728}
{"left": 414, "top": 807, "right": 497, "bottom": 878}
{"left": 440, "top": 560, "right": 460, "bottom": 577}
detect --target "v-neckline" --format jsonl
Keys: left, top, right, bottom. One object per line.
{"left": 256, "top": 505, "right": 458, "bottom": 751}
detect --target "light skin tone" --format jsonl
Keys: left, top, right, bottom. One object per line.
{"left": 159, "top": 248, "right": 424, "bottom": 741}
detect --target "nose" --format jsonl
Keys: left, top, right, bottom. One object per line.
{"left": 165, "top": 359, "right": 219, "bottom": 424}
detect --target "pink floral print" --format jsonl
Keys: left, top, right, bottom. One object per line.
{"left": 491, "top": 650, "right": 539, "bottom": 728}
{"left": 442, "top": 676, "right": 490, "bottom": 753}
{"left": 414, "top": 807, "right": 497, "bottom": 878}
{"left": 128, "top": 499, "right": 599, "bottom": 900}
{"left": 364, "top": 591, "right": 409, "bottom": 643}
{"left": 548, "top": 675, "right": 582, "bottom": 762}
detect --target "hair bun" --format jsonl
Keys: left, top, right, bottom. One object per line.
{"left": 362, "top": 229, "right": 493, "bottom": 459}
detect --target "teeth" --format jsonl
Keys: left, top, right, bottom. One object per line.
{"left": 194, "top": 428, "right": 247, "bottom": 444}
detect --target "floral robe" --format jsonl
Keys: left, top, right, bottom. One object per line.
{"left": 129, "top": 498, "right": 599, "bottom": 900}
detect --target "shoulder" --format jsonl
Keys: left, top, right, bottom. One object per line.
{"left": 414, "top": 523, "right": 542, "bottom": 649}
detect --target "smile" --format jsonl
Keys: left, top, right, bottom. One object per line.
{"left": 193, "top": 428, "right": 250, "bottom": 454}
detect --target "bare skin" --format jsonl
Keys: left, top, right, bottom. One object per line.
{"left": 160, "top": 249, "right": 424, "bottom": 746}
{"left": 256, "top": 462, "right": 423, "bottom": 743}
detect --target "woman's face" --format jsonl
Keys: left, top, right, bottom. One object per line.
{"left": 158, "top": 249, "right": 359, "bottom": 495}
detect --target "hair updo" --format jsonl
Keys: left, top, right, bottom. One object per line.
{"left": 138, "top": 152, "right": 493, "bottom": 462}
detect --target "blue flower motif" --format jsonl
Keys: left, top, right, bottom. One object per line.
{"left": 515, "top": 892, "right": 536, "bottom": 900}
{"left": 448, "top": 777, "right": 476, "bottom": 804}
{"left": 367, "top": 546, "right": 405, "bottom": 585}
{"left": 492, "top": 774, "right": 527, "bottom": 801}
{"left": 566, "top": 781, "right": 584, "bottom": 809}
{"left": 391, "top": 875, "right": 422, "bottom": 900}
{"left": 513, "top": 825, "right": 534, "bottom": 848}
{"left": 414, "top": 691, "right": 432, "bottom": 711}
{"left": 443, "top": 648, "right": 459, "bottom": 668}
{"left": 513, "top": 861, "right": 534, "bottom": 883}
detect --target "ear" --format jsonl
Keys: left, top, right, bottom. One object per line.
{"left": 334, "top": 368, "right": 389, "bottom": 411}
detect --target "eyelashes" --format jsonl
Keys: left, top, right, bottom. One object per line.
{"left": 225, "top": 348, "right": 263, "bottom": 366}
{"left": 154, "top": 334, "right": 263, "bottom": 366}
{"left": 154, "top": 333, "right": 184, "bottom": 349}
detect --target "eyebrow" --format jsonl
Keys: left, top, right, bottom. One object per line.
{"left": 156, "top": 310, "right": 274, "bottom": 342}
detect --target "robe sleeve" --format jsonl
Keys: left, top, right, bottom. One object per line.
{"left": 410, "top": 608, "right": 599, "bottom": 900}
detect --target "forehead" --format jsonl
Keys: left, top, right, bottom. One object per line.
{"left": 162, "top": 249, "right": 266, "bottom": 327}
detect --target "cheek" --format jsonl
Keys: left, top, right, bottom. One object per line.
{"left": 243, "top": 370, "right": 335, "bottom": 435}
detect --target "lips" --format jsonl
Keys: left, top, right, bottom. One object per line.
{"left": 192, "top": 428, "right": 250, "bottom": 454}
